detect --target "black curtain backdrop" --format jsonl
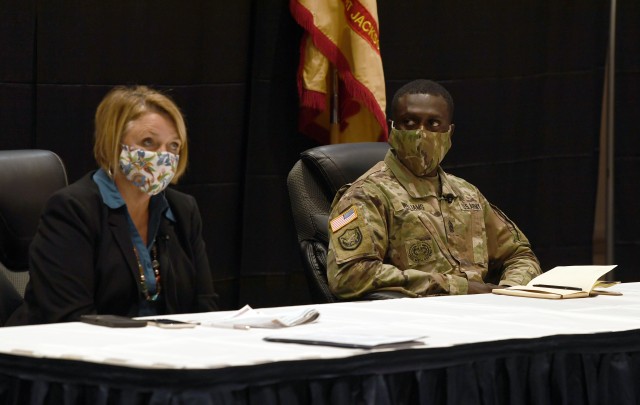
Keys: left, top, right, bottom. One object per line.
{"left": 0, "top": 0, "right": 638, "bottom": 310}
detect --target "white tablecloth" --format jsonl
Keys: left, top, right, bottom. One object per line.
{"left": 1, "top": 282, "right": 639, "bottom": 369}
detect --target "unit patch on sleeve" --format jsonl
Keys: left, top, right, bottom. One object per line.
{"left": 330, "top": 206, "right": 358, "bottom": 232}
{"left": 338, "top": 227, "right": 363, "bottom": 250}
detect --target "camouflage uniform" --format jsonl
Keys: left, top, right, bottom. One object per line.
{"left": 327, "top": 150, "right": 541, "bottom": 299}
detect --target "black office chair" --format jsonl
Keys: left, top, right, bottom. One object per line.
{"left": 287, "top": 142, "right": 406, "bottom": 303}
{"left": 0, "top": 150, "right": 68, "bottom": 325}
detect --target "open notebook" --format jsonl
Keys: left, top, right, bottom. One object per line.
{"left": 492, "top": 265, "right": 620, "bottom": 299}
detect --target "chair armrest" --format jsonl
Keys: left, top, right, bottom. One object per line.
{"left": 311, "top": 214, "right": 329, "bottom": 245}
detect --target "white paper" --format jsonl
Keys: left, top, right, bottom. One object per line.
{"left": 196, "top": 305, "right": 320, "bottom": 329}
{"left": 526, "top": 265, "right": 617, "bottom": 292}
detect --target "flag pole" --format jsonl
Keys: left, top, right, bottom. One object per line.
{"left": 592, "top": 0, "right": 616, "bottom": 278}
{"left": 605, "top": 0, "right": 616, "bottom": 271}
{"left": 593, "top": 56, "right": 609, "bottom": 266}
{"left": 329, "top": 64, "right": 340, "bottom": 144}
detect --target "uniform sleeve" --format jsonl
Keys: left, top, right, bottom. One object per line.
{"left": 483, "top": 198, "right": 542, "bottom": 286}
{"left": 326, "top": 183, "right": 469, "bottom": 299}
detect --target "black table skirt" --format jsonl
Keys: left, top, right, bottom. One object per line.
{"left": 1, "top": 329, "right": 639, "bottom": 404}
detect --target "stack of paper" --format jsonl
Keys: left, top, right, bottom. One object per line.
{"left": 196, "top": 305, "right": 320, "bottom": 329}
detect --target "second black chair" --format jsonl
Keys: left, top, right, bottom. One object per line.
{"left": 287, "top": 142, "right": 405, "bottom": 303}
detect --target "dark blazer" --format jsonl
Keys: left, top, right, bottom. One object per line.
{"left": 7, "top": 172, "right": 219, "bottom": 325}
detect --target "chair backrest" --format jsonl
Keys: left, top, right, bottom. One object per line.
{"left": 287, "top": 142, "right": 389, "bottom": 303}
{"left": 0, "top": 150, "right": 68, "bottom": 301}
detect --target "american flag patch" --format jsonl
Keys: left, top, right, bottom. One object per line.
{"left": 330, "top": 206, "right": 358, "bottom": 232}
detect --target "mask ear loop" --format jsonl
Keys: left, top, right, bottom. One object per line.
{"left": 109, "top": 143, "right": 129, "bottom": 179}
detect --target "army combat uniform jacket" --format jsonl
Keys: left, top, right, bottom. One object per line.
{"left": 327, "top": 151, "right": 541, "bottom": 299}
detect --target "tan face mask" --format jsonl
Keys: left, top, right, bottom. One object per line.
{"left": 388, "top": 125, "right": 452, "bottom": 176}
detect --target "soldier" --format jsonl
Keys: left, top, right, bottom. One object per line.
{"left": 327, "top": 79, "right": 541, "bottom": 299}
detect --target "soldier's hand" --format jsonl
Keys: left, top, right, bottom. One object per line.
{"left": 467, "top": 281, "right": 502, "bottom": 294}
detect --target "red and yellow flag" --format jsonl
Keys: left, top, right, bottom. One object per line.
{"left": 290, "top": 0, "right": 387, "bottom": 144}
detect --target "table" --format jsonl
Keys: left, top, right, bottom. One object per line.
{"left": 1, "top": 283, "right": 640, "bottom": 404}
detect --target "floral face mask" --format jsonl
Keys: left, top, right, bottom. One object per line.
{"left": 119, "top": 145, "right": 179, "bottom": 195}
{"left": 388, "top": 125, "right": 452, "bottom": 177}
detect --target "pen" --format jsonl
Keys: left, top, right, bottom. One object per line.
{"left": 200, "top": 322, "right": 251, "bottom": 330}
{"left": 532, "top": 284, "right": 582, "bottom": 291}
{"left": 187, "top": 320, "right": 251, "bottom": 329}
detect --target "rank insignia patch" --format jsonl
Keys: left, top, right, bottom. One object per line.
{"left": 330, "top": 206, "right": 358, "bottom": 232}
{"left": 338, "top": 227, "right": 363, "bottom": 250}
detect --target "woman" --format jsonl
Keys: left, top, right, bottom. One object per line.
{"left": 7, "top": 86, "right": 219, "bottom": 325}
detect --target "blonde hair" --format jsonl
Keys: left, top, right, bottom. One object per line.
{"left": 93, "top": 85, "right": 189, "bottom": 183}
